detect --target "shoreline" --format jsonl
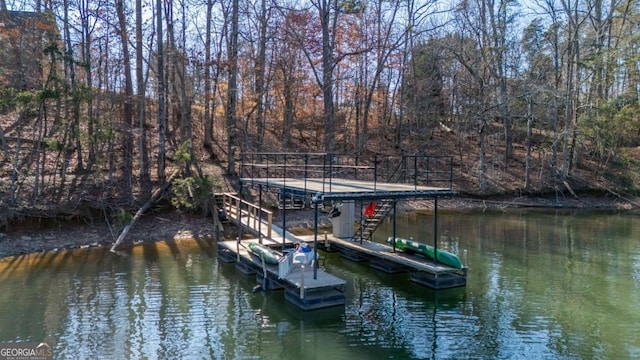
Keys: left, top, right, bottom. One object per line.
{"left": 1, "top": 195, "right": 638, "bottom": 260}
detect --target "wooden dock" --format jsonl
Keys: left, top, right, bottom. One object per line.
{"left": 217, "top": 238, "right": 346, "bottom": 311}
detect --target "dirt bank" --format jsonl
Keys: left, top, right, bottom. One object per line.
{"left": 0, "top": 194, "right": 637, "bottom": 259}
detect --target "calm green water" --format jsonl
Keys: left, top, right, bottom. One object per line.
{"left": 1, "top": 210, "right": 639, "bottom": 359}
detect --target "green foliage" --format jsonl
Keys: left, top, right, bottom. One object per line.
{"left": 44, "top": 137, "right": 64, "bottom": 151}
{"left": 15, "top": 91, "right": 36, "bottom": 106}
{"left": 0, "top": 88, "right": 17, "bottom": 110}
{"left": 43, "top": 41, "right": 61, "bottom": 57}
{"left": 3, "top": 89, "right": 59, "bottom": 112}
{"left": 38, "top": 88, "right": 59, "bottom": 101}
{"left": 339, "top": 0, "right": 366, "bottom": 14}
{"left": 402, "top": 41, "right": 446, "bottom": 123}
{"left": 174, "top": 140, "right": 194, "bottom": 164}
{"left": 74, "top": 84, "right": 92, "bottom": 102}
{"left": 171, "top": 175, "right": 218, "bottom": 212}
{"left": 113, "top": 209, "right": 133, "bottom": 228}
{"left": 599, "top": 147, "right": 640, "bottom": 191}
{"left": 581, "top": 95, "right": 639, "bottom": 158}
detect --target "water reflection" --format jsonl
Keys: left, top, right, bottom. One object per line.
{"left": 0, "top": 211, "right": 639, "bottom": 359}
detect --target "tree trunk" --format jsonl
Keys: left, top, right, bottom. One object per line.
{"left": 116, "top": 0, "right": 134, "bottom": 201}
{"left": 136, "top": 0, "right": 150, "bottom": 196}
{"left": 63, "top": 0, "right": 83, "bottom": 172}
{"left": 255, "top": 0, "right": 267, "bottom": 148}
{"left": 479, "top": 116, "right": 487, "bottom": 195}
{"left": 0, "top": 123, "right": 7, "bottom": 162}
{"left": 80, "top": 0, "right": 96, "bottom": 166}
{"left": 203, "top": 0, "right": 213, "bottom": 154}
{"left": 281, "top": 63, "right": 294, "bottom": 149}
{"left": 525, "top": 96, "right": 533, "bottom": 192}
{"left": 157, "top": 0, "right": 167, "bottom": 182}
{"left": 226, "top": 0, "right": 239, "bottom": 176}
{"left": 166, "top": 1, "right": 193, "bottom": 176}
{"left": 110, "top": 171, "right": 178, "bottom": 252}
{"left": 319, "top": 0, "right": 336, "bottom": 153}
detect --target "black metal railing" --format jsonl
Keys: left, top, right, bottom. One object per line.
{"left": 239, "top": 153, "right": 454, "bottom": 191}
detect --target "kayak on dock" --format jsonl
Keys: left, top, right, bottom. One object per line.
{"left": 387, "top": 237, "right": 463, "bottom": 269}
{"left": 248, "top": 242, "right": 281, "bottom": 265}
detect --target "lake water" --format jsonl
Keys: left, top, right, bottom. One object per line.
{"left": 1, "top": 210, "right": 639, "bottom": 359}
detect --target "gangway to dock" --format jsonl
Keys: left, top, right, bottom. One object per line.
{"left": 218, "top": 192, "right": 299, "bottom": 244}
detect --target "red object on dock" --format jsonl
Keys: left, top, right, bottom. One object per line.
{"left": 364, "top": 202, "right": 376, "bottom": 217}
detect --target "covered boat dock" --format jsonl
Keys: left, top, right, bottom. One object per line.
{"left": 236, "top": 153, "right": 467, "bottom": 290}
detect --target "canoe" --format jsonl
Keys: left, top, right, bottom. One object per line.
{"left": 387, "top": 237, "right": 463, "bottom": 269}
{"left": 248, "top": 242, "right": 281, "bottom": 265}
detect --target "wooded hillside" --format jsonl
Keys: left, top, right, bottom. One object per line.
{"left": 1, "top": 1, "right": 639, "bottom": 226}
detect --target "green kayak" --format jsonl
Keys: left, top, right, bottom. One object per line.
{"left": 387, "top": 237, "right": 463, "bottom": 269}
{"left": 248, "top": 242, "right": 281, "bottom": 265}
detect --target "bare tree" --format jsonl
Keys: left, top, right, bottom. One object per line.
{"left": 559, "top": 0, "right": 587, "bottom": 180}
{"left": 165, "top": 0, "right": 194, "bottom": 175}
{"left": 356, "top": 0, "right": 403, "bottom": 153}
{"left": 448, "top": 0, "right": 496, "bottom": 194}
{"left": 62, "top": 0, "right": 83, "bottom": 172}
{"left": 203, "top": 0, "right": 215, "bottom": 155}
{"left": 488, "top": 0, "right": 515, "bottom": 164}
{"left": 315, "top": 0, "right": 337, "bottom": 153}
{"left": 136, "top": 0, "right": 150, "bottom": 195}
{"left": 255, "top": 0, "right": 269, "bottom": 148}
{"left": 116, "top": 0, "right": 134, "bottom": 200}
{"left": 226, "top": 0, "right": 239, "bottom": 176}
{"left": 157, "top": 0, "right": 167, "bottom": 182}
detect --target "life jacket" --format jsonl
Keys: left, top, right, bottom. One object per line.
{"left": 364, "top": 202, "right": 377, "bottom": 217}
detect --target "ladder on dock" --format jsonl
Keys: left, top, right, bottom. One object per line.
{"left": 351, "top": 199, "right": 394, "bottom": 242}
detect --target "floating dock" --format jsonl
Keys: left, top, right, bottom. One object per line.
{"left": 217, "top": 238, "right": 346, "bottom": 310}
{"left": 302, "top": 233, "right": 467, "bottom": 289}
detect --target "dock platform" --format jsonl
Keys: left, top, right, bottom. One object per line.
{"left": 300, "top": 234, "right": 467, "bottom": 289}
{"left": 217, "top": 239, "right": 347, "bottom": 310}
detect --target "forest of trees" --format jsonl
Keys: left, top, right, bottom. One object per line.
{"left": 0, "top": 0, "right": 639, "bottom": 221}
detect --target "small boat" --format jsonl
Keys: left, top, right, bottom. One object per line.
{"left": 248, "top": 242, "right": 281, "bottom": 265}
{"left": 387, "top": 237, "right": 463, "bottom": 269}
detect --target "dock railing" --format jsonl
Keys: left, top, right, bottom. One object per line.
{"left": 239, "top": 153, "right": 454, "bottom": 192}
{"left": 222, "top": 192, "right": 273, "bottom": 240}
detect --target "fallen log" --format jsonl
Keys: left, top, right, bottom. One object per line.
{"left": 598, "top": 179, "right": 640, "bottom": 208}
{"left": 110, "top": 171, "right": 178, "bottom": 252}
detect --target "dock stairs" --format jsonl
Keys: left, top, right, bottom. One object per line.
{"left": 351, "top": 199, "right": 394, "bottom": 242}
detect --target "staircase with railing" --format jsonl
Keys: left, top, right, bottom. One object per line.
{"left": 350, "top": 199, "right": 395, "bottom": 242}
